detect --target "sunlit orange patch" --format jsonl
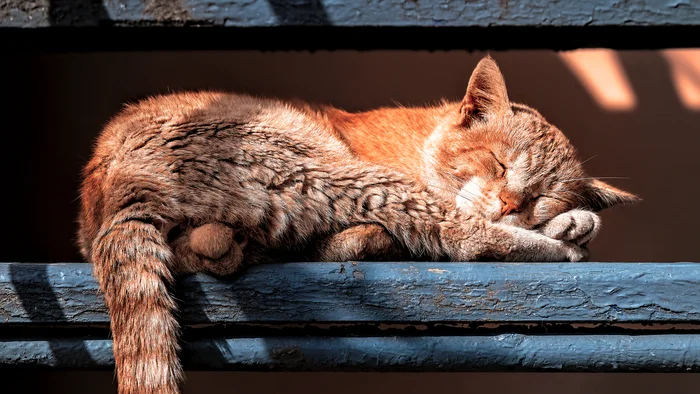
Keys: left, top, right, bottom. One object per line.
{"left": 559, "top": 49, "right": 637, "bottom": 111}
{"left": 662, "top": 49, "right": 700, "bottom": 110}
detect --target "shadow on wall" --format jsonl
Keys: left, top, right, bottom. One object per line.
{"left": 0, "top": 49, "right": 698, "bottom": 262}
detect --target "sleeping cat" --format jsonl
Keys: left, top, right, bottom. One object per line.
{"left": 77, "top": 56, "right": 638, "bottom": 394}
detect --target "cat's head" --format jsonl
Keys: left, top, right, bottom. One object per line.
{"left": 426, "top": 56, "right": 640, "bottom": 229}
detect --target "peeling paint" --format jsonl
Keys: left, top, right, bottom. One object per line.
{"left": 2, "top": 262, "right": 700, "bottom": 325}
{"left": 143, "top": 0, "right": 190, "bottom": 21}
{"left": 3, "top": 335, "right": 700, "bottom": 371}
{"left": 352, "top": 268, "right": 365, "bottom": 280}
{"left": 1, "top": 0, "right": 699, "bottom": 28}
{"left": 270, "top": 345, "right": 305, "bottom": 363}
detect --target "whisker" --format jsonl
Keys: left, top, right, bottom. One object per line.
{"left": 579, "top": 154, "right": 599, "bottom": 166}
{"left": 447, "top": 180, "right": 481, "bottom": 200}
{"left": 541, "top": 193, "right": 568, "bottom": 204}
{"left": 443, "top": 172, "right": 470, "bottom": 184}
{"left": 440, "top": 172, "right": 481, "bottom": 199}
{"left": 558, "top": 176, "right": 631, "bottom": 183}
{"left": 551, "top": 190, "right": 586, "bottom": 205}
{"left": 426, "top": 182, "right": 476, "bottom": 203}
{"left": 405, "top": 153, "right": 482, "bottom": 201}
{"left": 423, "top": 169, "right": 480, "bottom": 200}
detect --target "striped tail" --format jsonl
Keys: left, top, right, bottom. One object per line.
{"left": 91, "top": 207, "right": 183, "bottom": 394}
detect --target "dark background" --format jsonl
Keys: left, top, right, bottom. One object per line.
{"left": 6, "top": 370, "right": 700, "bottom": 394}
{"left": 1, "top": 49, "right": 698, "bottom": 392}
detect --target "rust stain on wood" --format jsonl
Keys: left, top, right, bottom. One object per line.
{"left": 143, "top": 0, "right": 190, "bottom": 21}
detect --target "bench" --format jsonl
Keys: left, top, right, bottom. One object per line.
{"left": 2, "top": 262, "right": 699, "bottom": 371}
{"left": 1, "top": 0, "right": 697, "bottom": 375}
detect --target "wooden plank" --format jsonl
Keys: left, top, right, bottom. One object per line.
{"left": 4, "top": 1, "right": 699, "bottom": 28}
{"left": 3, "top": 334, "right": 700, "bottom": 371}
{"left": 2, "top": 1, "right": 700, "bottom": 50}
{"left": 2, "top": 262, "right": 699, "bottom": 325}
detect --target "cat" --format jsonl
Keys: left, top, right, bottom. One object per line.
{"left": 77, "top": 56, "right": 639, "bottom": 394}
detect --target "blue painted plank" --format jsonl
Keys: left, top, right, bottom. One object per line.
{"left": 2, "top": 1, "right": 699, "bottom": 28}
{"left": 2, "top": 262, "right": 699, "bottom": 325}
{"left": 4, "top": 1, "right": 699, "bottom": 51}
{"left": 2, "top": 334, "right": 700, "bottom": 371}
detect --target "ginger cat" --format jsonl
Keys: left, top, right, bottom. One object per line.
{"left": 77, "top": 56, "right": 638, "bottom": 394}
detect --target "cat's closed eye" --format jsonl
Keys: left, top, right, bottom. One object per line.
{"left": 490, "top": 151, "right": 507, "bottom": 177}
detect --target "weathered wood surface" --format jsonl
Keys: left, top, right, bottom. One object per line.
{"left": 3, "top": 1, "right": 699, "bottom": 28}
{"left": 2, "top": 262, "right": 699, "bottom": 371}
{"left": 4, "top": 335, "right": 700, "bottom": 371}
{"left": 2, "top": 262, "right": 699, "bottom": 325}
{"left": 2, "top": 1, "right": 700, "bottom": 50}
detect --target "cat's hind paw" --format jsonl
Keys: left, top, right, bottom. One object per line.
{"left": 189, "top": 222, "right": 248, "bottom": 277}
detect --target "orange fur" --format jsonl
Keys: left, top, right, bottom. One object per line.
{"left": 77, "top": 56, "right": 639, "bottom": 394}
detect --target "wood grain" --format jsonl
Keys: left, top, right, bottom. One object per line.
{"left": 3, "top": 335, "right": 700, "bottom": 371}
{"left": 2, "top": 1, "right": 699, "bottom": 50}
{"left": 2, "top": 262, "right": 699, "bottom": 325}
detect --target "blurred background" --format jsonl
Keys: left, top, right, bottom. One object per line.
{"left": 2, "top": 48, "right": 699, "bottom": 393}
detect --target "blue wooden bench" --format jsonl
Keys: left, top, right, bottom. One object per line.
{"left": 1, "top": 0, "right": 698, "bottom": 375}
{"left": 2, "top": 262, "right": 699, "bottom": 371}
{"left": 2, "top": 0, "right": 700, "bottom": 51}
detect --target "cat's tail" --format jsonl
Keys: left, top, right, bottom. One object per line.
{"left": 79, "top": 164, "right": 183, "bottom": 394}
{"left": 91, "top": 209, "right": 182, "bottom": 394}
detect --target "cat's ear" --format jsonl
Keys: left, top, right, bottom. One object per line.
{"left": 583, "top": 179, "right": 641, "bottom": 211}
{"left": 459, "top": 55, "right": 511, "bottom": 127}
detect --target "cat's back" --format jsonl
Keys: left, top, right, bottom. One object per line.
{"left": 95, "top": 91, "right": 262, "bottom": 153}
{"left": 99, "top": 91, "right": 338, "bottom": 151}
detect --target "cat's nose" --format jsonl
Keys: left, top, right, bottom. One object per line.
{"left": 499, "top": 191, "right": 522, "bottom": 216}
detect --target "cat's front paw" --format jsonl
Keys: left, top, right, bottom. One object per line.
{"left": 540, "top": 209, "right": 601, "bottom": 246}
{"left": 561, "top": 241, "right": 589, "bottom": 262}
